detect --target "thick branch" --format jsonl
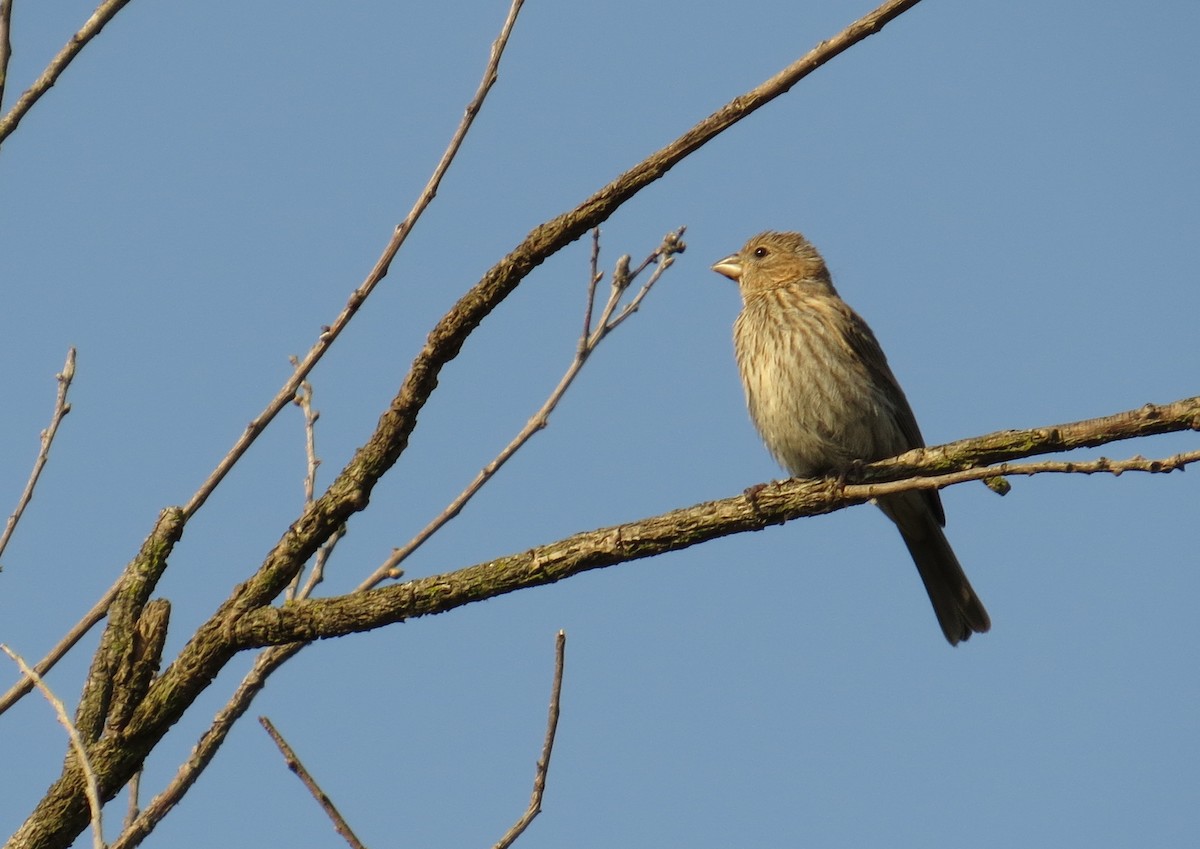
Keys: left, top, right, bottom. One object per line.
{"left": 0, "top": 508, "right": 183, "bottom": 717}
{"left": 73, "top": 509, "right": 183, "bottom": 742}
{"left": 229, "top": 397, "right": 1200, "bottom": 648}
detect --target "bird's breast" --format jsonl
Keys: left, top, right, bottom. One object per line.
{"left": 733, "top": 294, "right": 892, "bottom": 476}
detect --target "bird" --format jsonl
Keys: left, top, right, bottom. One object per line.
{"left": 711, "top": 230, "right": 990, "bottom": 645}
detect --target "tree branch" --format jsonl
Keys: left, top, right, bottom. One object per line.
{"left": 493, "top": 631, "right": 566, "bottom": 849}
{"left": 108, "top": 227, "right": 678, "bottom": 848}
{"left": 0, "top": 508, "right": 182, "bottom": 718}
{"left": 1, "top": 645, "right": 105, "bottom": 849}
{"left": 0, "top": 0, "right": 135, "bottom": 146}
{"left": 227, "top": 397, "right": 1200, "bottom": 649}
{"left": 179, "top": 0, "right": 528, "bottom": 524}
{"left": 0, "top": 0, "right": 13, "bottom": 117}
{"left": 109, "top": 643, "right": 300, "bottom": 849}
{"left": 259, "top": 717, "right": 368, "bottom": 849}
{"left": 0, "top": 347, "right": 76, "bottom": 562}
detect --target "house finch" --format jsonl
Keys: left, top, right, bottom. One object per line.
{"left": 712, "top": 231, "right": 990, "bottom": 645}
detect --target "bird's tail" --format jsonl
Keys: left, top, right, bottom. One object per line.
{"left": 881, "top": 494, "right": 991, "bottom": 645}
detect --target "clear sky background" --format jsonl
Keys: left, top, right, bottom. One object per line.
{"left": 1, "top": 1, "right": 1197, "bottom": 847}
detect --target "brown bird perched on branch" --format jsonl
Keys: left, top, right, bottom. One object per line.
{"left": 712, "top": 230, "right": 990, "bottom": 645}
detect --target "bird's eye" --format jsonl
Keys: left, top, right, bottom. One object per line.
{"left": 753, "top": 246, "right": 769, "bottom": 258}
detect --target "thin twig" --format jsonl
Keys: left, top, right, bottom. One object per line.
{"left": 286, "top": 372, "right": 322, "bottom": 602}
{"left": 0, "top": 347, "right": 76, "bottom": 563}
{"left": 592, "top": 229, "right": 684, "bottom": 339}
{"left": 294, "top": 374, "right": 321, "bottom": 506}
{"left": 298, "top": 525, "right": 347, "bottom": 599}
{"left": 0, "top": 0, "right": 14, "bottom": 107}
{"left": 288, "top": 376, "right": 349, "bottom": 599}
{"left": 179, "top": 0, "right": 525, "bottom": 523}
{"left": 0, "top": 583, "right": 115, "bottom": 715}
{"left": 493, "top": 630, "right": 566, "bottom": 849}
{"left": 0, "top": 0, "right": 134, "bottom": 145}
{"left": 0, "top": 0, "right": 527, "bottom": 728}
{"left": 360, "top": 228, "right": 685, "bottom": 590}
{"left": 124, "top": 772, "right": 141, "bottom": 831}
{"left": 1, "top": 644, "right": 106, "bottom": 849}
{"left": 580, "top": 229, "right": 603, "bottom": 350}
{"left": 259, "top": 717, "right": 368, "bottom": 849}
{"left": 844, "top": 448, "right": 1200, "bottom": 501}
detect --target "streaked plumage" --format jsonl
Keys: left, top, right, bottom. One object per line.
{"left": 713, "top": 230, "right": 989, "bottom": 645}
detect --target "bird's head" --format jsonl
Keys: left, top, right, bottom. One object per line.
{"left": 711, "top": 230, "right": 834, "bottom": 298}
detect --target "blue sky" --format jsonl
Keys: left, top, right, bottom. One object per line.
{"left": 1, "top": 1, "right": 1197, "bottom": 846}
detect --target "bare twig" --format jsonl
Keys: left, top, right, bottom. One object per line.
{"left": 1, "top": 644, "right": 105, "bottom": 849}
{"left": 360, "top": 228, "right": 685, "bottom": 590}
{"left": 0, "top": 0, "right": 14, "bottom": 107}
{"left": 0, "top": 0, "right": 134, "bottom": 145}
{"left": 299, "top": 525, "right": 347, "bottom": 599}
{"left": 287, "top": 373, "right": 322, "bottom": 602}
{"left": 590, "top": 228, "right": 684, "bottom": 338}
{"left": 179, "top": 0, "right": 525, "bottom": 524}
{"left": 123, "top": 773, "right": 141, "bottom": 831}
{"left": 294, "top": 374, "right": 321, "bottom": 506}
{"left": 581, "top": 229, "right": 604, "bottom": 347}
{"left": 493, "top": 630, "right": 566, "bottom": 849}
{"left": 0, "top": 584, "right": 116, "bottom": 715}
{"left": 0, "top": 0, "right": 526, "bottom": 728}
{"left": 845, "top": 448, "right": 1200, "bottom": 500}
{"left": 259, "top": 717, "right": 368, "bottom": 849}
{"left": 0, "top": 348, "right": 76, "bottom": 563}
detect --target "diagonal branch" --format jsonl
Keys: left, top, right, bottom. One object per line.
{"left": 259, "top": 717, "right": 368, "bottom": 849}
{"left": 0, "top": 0, "right": 134, "bottom": 146}
{"left": 108, "top": 643, "right": 300, "bottom": 849}
{"left": 0, "top": 0, "right": 13, "bottom": 107}
{"left": 2, "top": 645, "right": 105, "bottom": 849}
{"left": 179, "top": 0, "right": 527, "bottom": 524}
{"left": 225, "top": 396, "right": 1200, "bottom": 649}
{"left": 0, "top": 347, "right": 76, "bottom": 562}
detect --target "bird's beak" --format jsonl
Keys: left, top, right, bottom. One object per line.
{"left": 711, "top": 254, "right": 742, "bottom": 281}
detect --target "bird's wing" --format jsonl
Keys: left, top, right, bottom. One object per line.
{"left": 841, "top": 308, "right": 947, "bottom": 527}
